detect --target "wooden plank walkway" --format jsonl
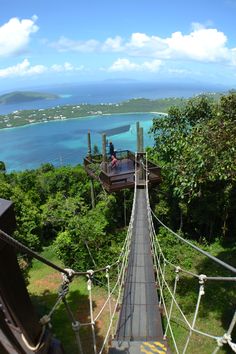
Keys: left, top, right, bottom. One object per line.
{"left": 109, "top": 188, "right": 170, "bottom": 353}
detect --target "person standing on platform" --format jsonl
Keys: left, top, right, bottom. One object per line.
{"left": 109, "top": 141, "right": 116, "bottom": 158}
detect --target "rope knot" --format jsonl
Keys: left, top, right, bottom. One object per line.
{"left": 175, "top": 266, "right": 181, "bottom": 273}
{"left": 87, "top": 269, "right": 94, "bottom": 291}
{"left": 40, "top": 315, "right": 51, "bottom": 326}
{"left": 217, "top": 337, "right": 224, "bottom": 347}
{"left": 87, "top": 269, "right": 94, "bottom": 279}
{"left": 217, "top": 333, "right": 230, "bottom": 347}
{"left": 58, "top": 268, "right": 75, "bottom": 297}
{"left": 175, "top": 266, "right": 181, "bottom": 281}
{"left": 199, "top": 274, "right": 207, "bottom": 284}
{"left": 72, "top": 320, "right": 81, "bottom": 332}
{"left": 223, "top": 333, "right": 232, "bottom": 342}
{"left": 62, "top": 268, "right": 75, "bottom": 284}
{"left": 105, "top": 265, "right": 111, "bottom": 278}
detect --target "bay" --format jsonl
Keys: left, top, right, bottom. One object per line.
{"left": 0, "top": 112, "right": 157, "bottom": 172}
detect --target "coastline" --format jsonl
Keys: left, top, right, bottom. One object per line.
{"left": 0, "top": 111, "right": 162, "bottom": 132}
{"left": 0, "top": 95, "right": 187, "bottom": 130}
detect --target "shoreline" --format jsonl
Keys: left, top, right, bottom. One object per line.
{"left": 0, "top": 111, "right": 163, "bottom": 132}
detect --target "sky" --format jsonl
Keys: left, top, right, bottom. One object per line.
{"left": 0, "top": 0, "right": 236, "bottom": 91}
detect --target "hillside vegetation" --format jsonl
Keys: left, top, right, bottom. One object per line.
{"left": 0, "top": 92, "right": 235, "bottom": 353}
{"left": 0, "top": 93, "right": 220, "bottom": 129}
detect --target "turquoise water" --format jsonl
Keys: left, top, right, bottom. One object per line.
{"left": 0, "top": 113, "right": 157, "bottom": 172}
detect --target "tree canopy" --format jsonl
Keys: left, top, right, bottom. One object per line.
{"left": 150, "top": 93, "right": 236, "bottom": 241}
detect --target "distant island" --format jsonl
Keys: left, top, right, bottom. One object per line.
{"left": 0, "top": 91, "right": 59, "bottom": 105}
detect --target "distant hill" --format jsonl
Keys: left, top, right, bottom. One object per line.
{"left": 0, "top": 91, "right": 59, "bottom": 105}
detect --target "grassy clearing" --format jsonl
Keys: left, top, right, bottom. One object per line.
{"left": 28, "top": 245, "right": 114, "bottom": 354}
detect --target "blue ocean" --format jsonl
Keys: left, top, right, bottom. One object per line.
{"left": 0, "top": 113, "right": 157, "bottom": 172}
{"left": 0, "top": 81, "right": 227, "bottom": 172}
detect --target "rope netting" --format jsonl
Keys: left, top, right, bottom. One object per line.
{"left": 0, "top": 217, "right": 132, "bottom": 353}
{"left": 143, "top": 154, "right": 236, "bottom": 354}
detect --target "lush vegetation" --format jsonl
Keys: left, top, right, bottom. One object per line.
{"left": 150, "top": 92, "right": 236, "bottom": 242}
{"left": 0, "top": 95, "right": 216, "bottom": 129}
{"left": 0, "top": 91, "right": 235, "bottom": 352}
{"left": 0, "top": 163, "right": 131, "bottom": 269}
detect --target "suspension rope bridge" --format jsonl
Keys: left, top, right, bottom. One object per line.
{"left": 0, "top": 153, "right": 236, "bottom": 354}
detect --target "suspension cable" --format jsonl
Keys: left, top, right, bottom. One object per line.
{"left": 0, "top": 229, "right": 72, "bottom": 276}
{"left": 150, "top": 211, "right": 236, "bottom": 274}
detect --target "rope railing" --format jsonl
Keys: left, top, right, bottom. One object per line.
{"left": 0, "top": 154, "right": 140, "bottom": 353}
{"left": 144, "top": 163, "right": 236, "bottom": 353}
{"left": 151, "top": 210, "right": 236, "bottom": 275}
{"left": 0, "top": 220, "right": 134, "bottom": 353}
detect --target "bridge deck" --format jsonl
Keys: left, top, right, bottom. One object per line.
{"left": 110, "top": 188, "right": 169, "bottom": 353}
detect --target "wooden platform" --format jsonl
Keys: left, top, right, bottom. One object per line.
{"left": 84, "top": 150, "right": 161, "bottom": 193}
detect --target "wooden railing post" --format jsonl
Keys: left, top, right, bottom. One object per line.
{"left": 136, "top": 122, "right": 140, "bottom": 152}
{"left": 139, "top": 127, "right": 144, "bottom": 153}
{"left": 102, "top": 133, "right": 107, "bottom": 172}
{"left": 87, "top": 130, "right": 92, "bottom": 158}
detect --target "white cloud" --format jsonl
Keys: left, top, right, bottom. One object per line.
{"left": 229, "top": 48, "right": 236, "bottom": 66}
{"left": 102, "top": 36, "right": 123, "bottom": 52}
{"left": 107, "top": 58, "right": 162, "bottom": 72}
{"left": 165, "top": 27, "right": 229, "bottom": 62}
{"left": 51, "top": 36, "right": 100, "bottom": 52}
{"left": 125, "top": 33, "right": 168, "bottom": 57}
{"left": 50, "top": 24, "right": 236, "bottom": 65}
{"left": 0, "top": 59, "right": 83, "bottom": 78}
{"left": 168, "top": 68, "right": 190, "bottom": 74}
{"left": 108, "top": 59, "right": 140, "bottom": 72}
{"left": 0, "top": 59, "right": 46, "bottom": 78}
{"left": 51, "top": 62, "right": 83, "bottom": 72}
{"left": 0, "top": 16, "right": 38, "bottom": 57}
{"left": 142, "top": 59, "right": 162, "bottom": 72}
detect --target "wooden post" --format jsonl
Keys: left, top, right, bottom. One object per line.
{"left": 90, "top": 179, "right": 95, "bottom": 209}
{"left": 88, "top": 131, "right": 95, "bottom": 208}
{"left": 0, "top": 199, "right": 64, "bottom": 353}
{"left": 138, "top": 127, "right": 144, "bottom": 182}
{"left": 102, "top": 133, "right": 107, "bottom": 172}
{"left": 123, "top": 190, "right": 127, "bottom": 227}
{"left": 87, "top": 130, "right": 92, "bottom": 157}
{"left": 0, "top": 199, "right": 42, "bottom": 351}
{"left": 102, "top": 133, "right": 106, "bottom": 161}
{"left": 136, "top": 122, "right": 140, "bottom": 152}
{"left": 139, "top": 127, "right": 144, "bottom": 153}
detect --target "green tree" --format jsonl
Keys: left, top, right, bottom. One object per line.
{"left": 150, "top": 92, "right": 236, "bottom": 241}
{"left": 0, "top": 161, "right": 6, "bottom": 173}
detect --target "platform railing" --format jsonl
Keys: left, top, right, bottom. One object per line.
{"left": 84, "top": 150, "right": 161, "bottom": 192}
